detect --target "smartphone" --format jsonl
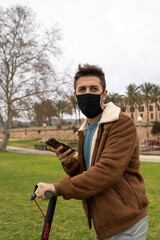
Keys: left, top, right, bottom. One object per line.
{"left": 45, "top": 138, "right": 75, "bottom": 154}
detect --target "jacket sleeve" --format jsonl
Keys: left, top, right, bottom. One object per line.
{"left": 62, "top": 156, "right": 80, "bottom": 177}
{"left": 54, "top": 115, "right": 138, "bottom": 200}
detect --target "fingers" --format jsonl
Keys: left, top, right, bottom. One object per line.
{"left": 58, "top": 149, "right": 76, "bottom": 165}
{"left": 47, "top": 145, "right": 64, "bottom": 154}
{"left": 47, "top": 145, "right": 76, "bottom": 165}
{"left": 58, "top": 148, "right": 73, "bottom": 159}
{"left": 56, "top": 146, "right": 67, "bottom": 156}
{"left": 61, "top": 152, "right": 76, "bottom": 165}
{"left": 35, "top": 182, "right": 56, "bottom": 200}
{"left": 35, "top": 182, "right": 46, "bottom": 200}
{"left": 47, "top": 145, "right": 59, "bottom": 153}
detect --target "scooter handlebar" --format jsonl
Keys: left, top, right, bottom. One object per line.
{"left": 45, "top": 191, "right": 53, "bottom": 199}
{"left": 31, "top": 185, "right": 53, "bottom": 200}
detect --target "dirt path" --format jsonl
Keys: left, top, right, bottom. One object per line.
{"left": 140, "top": 155, "right": 160, "bottom": 162}
{"left": 6, "top": 146, "right": 160, "bottom": 162}
{"left": 6, "top": 146, "right": 55, "bottom": 155}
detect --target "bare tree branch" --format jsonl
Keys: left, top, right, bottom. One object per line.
{"left": 0, "top": 5, "right": 64, "bottom": 151}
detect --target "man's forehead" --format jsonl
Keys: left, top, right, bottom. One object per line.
{"left": 76, "top": 76, "right": 101, "bottom": 87}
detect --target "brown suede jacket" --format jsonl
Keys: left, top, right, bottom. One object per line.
{"left": 54, "top": 102, "right": 149, "bottom": 239}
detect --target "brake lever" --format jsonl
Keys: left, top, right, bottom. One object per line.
{"left": 30, "top": 185, "right": 38, "bottom": 201}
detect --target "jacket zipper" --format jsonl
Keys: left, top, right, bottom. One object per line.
{"left": 86, "top": 125, "right": 103, "bottom": 226}
{"left": 113, "top": 186, "right": 127, "bottom": 206}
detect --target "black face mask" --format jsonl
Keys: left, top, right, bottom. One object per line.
{"left": 76, "top": 92, "right": 104, "bottom": 118}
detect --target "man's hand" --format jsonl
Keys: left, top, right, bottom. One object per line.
{"left": 47, "top": 145, "right": 76, "bottom": 166}
{"left": 35, "top": 182, "right": 56, "bottom": 200}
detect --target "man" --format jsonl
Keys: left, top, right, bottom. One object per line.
{"left": 36, "top": 64, "right": 149, "bottom": 240}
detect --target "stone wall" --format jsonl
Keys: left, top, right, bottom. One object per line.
{"left": 0, "top": 126, "right": 78, "bottom": 141}
{"left": 135, "top": 122, "right": 159, "bottom": 145}
{"left": 0, "top": 123, "right": 159, "bottom": 144}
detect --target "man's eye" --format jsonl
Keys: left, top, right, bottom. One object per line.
{"left": 79, "top": 88, "right": 85, "bottom": 91}
{"left": 91, "top": 87, "right": 98, "bottom": 91}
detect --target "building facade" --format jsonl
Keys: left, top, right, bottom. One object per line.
{"left": 124, "top": 102, "right": 160, "bottom": 122}
{"left": 120, "top": 101, "right": 160, "bottom": 145}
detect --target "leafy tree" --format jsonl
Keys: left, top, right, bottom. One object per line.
{"left": 0, "top": 5, "right": 62, "bottom": 151}
{"left": 55, "top": 99, "right": 72, "bottom": 124}
{"left": 151, "top": 122, "right": 160, "bottom": 135}
{"left": 69, "top": 95, "right": 78, "bottom": 123}
{"left": 34, "top": 99, "right": 58, "bottom": 126}
{"left": 140, "top": 82, "right": 153, "bottom": 122}
{"left": 125, "top": 84, "right": 140, "bottom": 119}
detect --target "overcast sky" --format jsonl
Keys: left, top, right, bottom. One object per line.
{"left": 1, "top": 0, "right": 160, "bottom": 94}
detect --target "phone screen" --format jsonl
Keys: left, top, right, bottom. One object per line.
{"left": 45, "top": 138, "right": 75, "bottom": 154}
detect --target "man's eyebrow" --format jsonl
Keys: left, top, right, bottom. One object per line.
{"left": 78, "top": 84, "right": 99, "bottom": 89}
{"left": 77, "top": 85, "right": 85, "bottom": 89}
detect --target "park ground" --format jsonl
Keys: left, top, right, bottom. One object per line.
{"left": 0, "top": 142, "right": 160, "bottom": 239}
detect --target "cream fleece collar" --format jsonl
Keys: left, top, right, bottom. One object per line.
{"left": 77, "top": 102, "right": 121, "bottom": 133}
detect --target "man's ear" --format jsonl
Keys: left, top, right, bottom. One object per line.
{"left": 74, "top": 92, "right": 77, "bottom": 101}
{"left": 103, "top": 90, "right": 108, "bottom": 100}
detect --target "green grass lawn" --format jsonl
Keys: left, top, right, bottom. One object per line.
{"left": 7, "top": 139, "right": 45, "bottom": 149}
{"left": 0, "top": 152, "right": 159, "bottom": 240}
{"left": 6, "top": 139, "right": 77, "bottom": 149}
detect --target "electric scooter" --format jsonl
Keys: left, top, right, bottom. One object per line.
{"left": 31, "top": 185, "right": 57, "bottom": 240}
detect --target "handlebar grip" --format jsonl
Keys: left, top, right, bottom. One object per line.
{"left": 45, "top": 191, "right": 53, "bottom": 199}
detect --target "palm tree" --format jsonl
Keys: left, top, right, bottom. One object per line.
{"left": 105, "top": 92, "right": 128, "bottom": 112}
{"left": 151, "top": 84, "right": 160, "bottom": 121}
{"left": 140, "top": 82, "right": 153, "bottom": 122}
{"left": 104, "top": 92, "right": 121, "bottom": 106}
{"left": 136, "top": 94, "right": 144, "bottom": 111}
{"left": 125, "top": 84, "right": 140, "bottom": 120}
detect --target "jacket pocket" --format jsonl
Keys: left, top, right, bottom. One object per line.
{"left": 113, "top": 185, "right": 127, "bottom": 206}
{"left": 125, "top": 174, "right": 149, "bottom": 209}
{"left": 92, "top": 186, "right": 138, "bottom": 229}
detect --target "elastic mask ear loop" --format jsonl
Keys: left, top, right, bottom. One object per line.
{"left": 99, "top": 90, "right": 105, "bottom": 110}
{"left": 100, "top": 90, "right": 104, "bottom": 96}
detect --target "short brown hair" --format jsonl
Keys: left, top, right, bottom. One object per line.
{"left": 74, "top": 64, "right": 106, "bottom": 91}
